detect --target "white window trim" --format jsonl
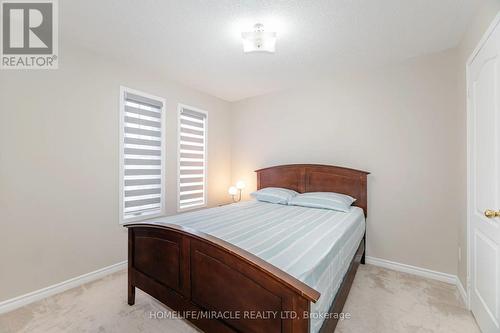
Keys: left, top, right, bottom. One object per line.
{"left": 119, "top": 86, "right": 167, "bottom": 224}
{"left": 177, "top": 103, "right": 208, "bottom": 212}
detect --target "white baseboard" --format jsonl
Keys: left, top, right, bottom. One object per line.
{"left": 365, "top": 256, "right": 470, "bottom": 307}
{"left": 0, "top": 261, "right": 127, "bottom": 315}
{"left": 0, "top": 257, "right": 469, "bottom": 315}
{"left": 365, "top": 256, "right": 457, "bottom": 284}
{"left": 456, "top": 277, "right": 468, "bottom": 308}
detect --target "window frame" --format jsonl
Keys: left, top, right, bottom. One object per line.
{"left": 119, "top": 86, "right": 167, "bottom": 224}
{"left": 177, "top": 103, "right": 208, "bottom": 212}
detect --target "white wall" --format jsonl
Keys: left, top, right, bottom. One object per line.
{"left": 0, "top": 45, "right": 232, "bottom": 301}
{"left": 2, "top": 4, "right": 499, "bottom": 304}
{"left": 230, "top": 49, "right": 461, "bottom": 275}
{"left": 456, "top": 1, "right": 500, "bottom": 286}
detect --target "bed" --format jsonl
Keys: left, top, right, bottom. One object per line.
{"left": 125, "top": 164, "right": 369, "bottom": 333}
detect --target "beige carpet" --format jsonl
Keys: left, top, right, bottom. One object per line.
{"left": 0, "top": 265, "right": 479, "bottom": 333}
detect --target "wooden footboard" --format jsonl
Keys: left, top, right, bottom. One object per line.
{"left": 126, "top": 223, "right": 321, "bottom": 333}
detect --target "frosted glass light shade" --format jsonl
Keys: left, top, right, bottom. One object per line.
{"left": 241, "top": 23, "right": 277, "bottom": 53}
{"left": 228, "top": 186, "right": 238, "bottom": 195}
{"left": 236, "top": 181, "right": 246, "bottom": 190}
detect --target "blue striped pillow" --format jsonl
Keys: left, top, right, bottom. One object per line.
{"left": 288, "top": 192, "right": 356, "bottom": 212}
{"left": 250, "top": 187, "right": 298, "bottom": 204}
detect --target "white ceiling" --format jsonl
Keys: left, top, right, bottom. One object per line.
{"left": 62, "top": 0, "right": 482, "bottom": 101}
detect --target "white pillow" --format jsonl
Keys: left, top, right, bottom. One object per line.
{"left": 250, "top": 187, "right": 298, "bottom": 204}
{"left": 288, "top": 192, "right": 356, "bottom": 212}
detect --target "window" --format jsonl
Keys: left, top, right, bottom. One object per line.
{"left": 178, "top": 104, "right": 208, "bottom": 211}
{"left": 120, "top": 87, "right": 166, "bottom": 223}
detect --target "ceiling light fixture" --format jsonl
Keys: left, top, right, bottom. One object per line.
{"left": 241, "top": 23, "right": 277, "bottom": 53}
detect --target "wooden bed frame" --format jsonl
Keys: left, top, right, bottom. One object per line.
{"left": 125, "top": 164, "right": 369, "bottom": 333}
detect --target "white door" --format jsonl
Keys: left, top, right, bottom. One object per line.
{"left": 468, "top": 15, "right": 500, "bottom": 333}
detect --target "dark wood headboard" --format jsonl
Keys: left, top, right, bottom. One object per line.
{"left": 255, "top": 164, "right": 369, "bottom": 216}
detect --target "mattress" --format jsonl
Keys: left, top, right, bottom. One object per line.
{"left": 147, "top": 200, "right": 366, "bottom": 333}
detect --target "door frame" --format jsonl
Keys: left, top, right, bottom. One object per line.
{"left": 466, "top": 11, "right": 500, "bottom": 311}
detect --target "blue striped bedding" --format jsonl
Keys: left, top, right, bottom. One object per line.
{"left": 147, "top": 200, "right": 366, "bottom": 333}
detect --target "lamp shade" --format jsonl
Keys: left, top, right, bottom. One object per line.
{"left": 236, "top": 180, "right": 246, "bottom": 190}
{"left": 228, "top": 186, "right": 238, "bottom": 195}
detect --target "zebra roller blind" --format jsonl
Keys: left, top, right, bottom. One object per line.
{"left": 178, "top": 106, "right": 207, "bottom": 210}
{"left": 121, "top": 89, "right": 165, "bottom": 222}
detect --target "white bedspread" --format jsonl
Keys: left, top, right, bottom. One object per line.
{"left": 147, "top": 200, "right": 365, "bottom": 333}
